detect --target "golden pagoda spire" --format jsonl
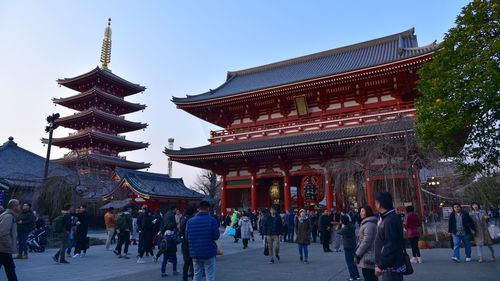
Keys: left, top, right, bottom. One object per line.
{"left": 100, "top": 18, "right": 112, "bottom": 71}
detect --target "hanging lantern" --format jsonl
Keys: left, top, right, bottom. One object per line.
{"left": 302, "top": 175, "right": 323, "bottom": 203}
{"left": 269, "top": 180, "right": 280, "bottom": 204}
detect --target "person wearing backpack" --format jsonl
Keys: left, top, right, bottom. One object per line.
{"left": 154, "top": 224, "right": 182, "bottom": 277}
{"left": 52, "top": 204, "right": 72, "bottom": 264}
{"left": 0, "top": 199, "right": 20, "bottom": 281}
{"left": 114, "top": 206, "right": 132, "bottom": 259}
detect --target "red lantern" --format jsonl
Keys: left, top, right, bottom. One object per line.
{"left": 301, "top": 175, "right": 324, "bottom": 203}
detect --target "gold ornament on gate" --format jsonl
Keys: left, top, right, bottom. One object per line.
{"left": 269, "top": 180, "right": 280, "bottom": 204}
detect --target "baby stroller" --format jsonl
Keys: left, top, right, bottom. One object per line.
{"left": 27, "top": 226, "right": 48, "bottom": 252}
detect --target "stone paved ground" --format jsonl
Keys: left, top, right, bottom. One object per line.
{"left": 14, "top": 231, "right": 500, "bottom": 281}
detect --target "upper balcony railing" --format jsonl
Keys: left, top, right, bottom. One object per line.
{"left": 209, "top": 103, "right": 415, "bottom": 144}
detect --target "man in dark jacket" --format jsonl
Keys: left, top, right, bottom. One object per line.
{"left": 374, "top": 192, "right": 405, "bottom": 281}
{"left": 15, "top": 203, "right": 35, "bottom": 259}
{"left": 284, "top": 210, "right": 295, "bottom": 243}
{"left": 179, "top": 207, "right": 197, "bottom": 281}
{"left": 187, "top": 201, "right": 219, "bottom": 281}
{"left": 448, "top": 203, "right": 475, "bottom": 262}
{"left": 263, "top": 206, "right": 283, "bottom": 264}
{"left": 114, "top": 206, "right": 133, "bottom": 259}
{"left": 162, "top": 206, "right": 177, "bottom": 231}
{"left": 0, "top": 199, "right": 20, "bottom": 280}
{"left": 53, "top": 204, "right": 73, "bottom": 264}
{"left": 319, "top": 209, "right": 333, "bottom": 252}
{"left": 73, "top": 205, "right": 89, "bottom": 258}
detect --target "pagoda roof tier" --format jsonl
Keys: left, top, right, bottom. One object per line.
{"left": 165, "top": 119, "right": 413, "bottom": 163}
{"left": 56, "top": 108, "right": 148, "bottom": 134}
{"left": 173, "top": 28, "right": 438, "bottom": 105}
{"left": 53, "top": 87, "right": 146, "bottom": 114}
{"left": 54, "top": 153, "right": 150, "bottom": 170}
{"left": 42, "top": 129, "right": 149, "bottom": 152}
{"left": 57, "top": 67, "right": 146, "bottom": 97}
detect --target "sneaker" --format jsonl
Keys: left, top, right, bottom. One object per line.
{"left": 72, "top": 254, "right": 81, "bottom": 258}
{"left": 410, "top": 257, "right": 418, "bottom": 264}
{"left": 452, "top": 257, "right": 460, "bottom": 262}
{"left": 113, "top": 250, "right": 120, "bottom": 256}
{"left": 276, "top": 255, "right": 280, "bottom": 261}
{"left": 269, "top": 259, "right": 275, "bottom": 264}
{"left": 121, "top": 255, "right": 130, "bottom": 259}
{"left": 161, "top": 273, "right": 168, "bottom": 277}
{"left": 303, "top": 260, "right": 309, "bottom": 264}
{"left": 137, "top": 258, "right": 145, "bottom": 264}
{"left": 466, "top": 257, "right": 471, "bottom": 262}
{"left": 417, "top": 257, "right": 423, "bottom": 263}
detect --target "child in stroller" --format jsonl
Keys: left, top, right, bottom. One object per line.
{"left": 28, "top": 217, "right": 48, "bottom": 252}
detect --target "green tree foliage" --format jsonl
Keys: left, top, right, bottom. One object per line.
{"left": 416, "top": 0, "right": 499, "bottom": 175}
{"left": 464, "top": 176, "right": 500, "bottom": 207}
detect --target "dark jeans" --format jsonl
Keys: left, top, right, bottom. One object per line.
{"left": 362, "top": 268, "right": 378, "bottom": 281}
{"left": 409, "top": 237, "right": 420, "bottom": 257}
{"left": 311, "top": 227, "right": 318, "bottom": 243}
{"left": 54, "top": 233, "right": 69, "bottom": 262}
{"left": 115, "top": 230, "right": 130, "bottom": 255}
{"left": 161, "top": 253, "right": 177, "bottom": 274}
{"left": 138, "top": 231, "right": 154, "bottom": 258}
{"left": 17, "top": 232, "right": 29, "bottom": 255}
{"left": 321, "top": 230, "right": 331, "bottom": 251}
{"left": 344, "top": 248, "right": 360, "bottom": 279}
{"left": 286, "top": 226, "right": 294, "bottom": 242}
{"left": 382, "top": 271, "right": 403, "bottom": 281}
{"left": 242, "top": 238, "right": 249, "bottom": 248}
{"left": 0, "top": 252, "right": 18, "bottom": 281}
{"left": 182, "top": 243, "right": 193, "bottom": 281}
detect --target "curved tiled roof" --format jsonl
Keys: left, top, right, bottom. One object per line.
{"left": 114, "top": 168, "right": 204, "bottom": 199}
{"left": 56, "top": 108, "right": 148, "bottom": 133}
{"left": 173, "top": 28, "right": 438, "bottom": 104}
{"left": 165, "top": 119, "right": 414, "bottom": 158}
{"left": 53, "top": 87, "right": 146, "bottom": 114}
{"left": 57, "top": 67, "right": 146, "bottom": 96}
{"left": 55, "top": 153, "right": 151, "bottom": 170}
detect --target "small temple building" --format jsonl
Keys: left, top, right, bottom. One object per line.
{"left": 43, "top": 19, "right": 150, "bottom": 175}
{"left": 165, "top": 28, "right": 439, "bottom": 215}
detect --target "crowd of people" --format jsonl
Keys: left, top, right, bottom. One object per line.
{"left": 0, "top": 196, "right": 498, "bottom": 281}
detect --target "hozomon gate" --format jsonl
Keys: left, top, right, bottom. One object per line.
{"left": 165, "top": 29, "right": 437, "bottom": 216}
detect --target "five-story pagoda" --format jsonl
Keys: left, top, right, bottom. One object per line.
{"left": 43, "top": 19, "right": 150, "bottom": 175}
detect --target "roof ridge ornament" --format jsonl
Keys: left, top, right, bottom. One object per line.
{"left": 100, "top": 18, "right": 112, "bottom": 72}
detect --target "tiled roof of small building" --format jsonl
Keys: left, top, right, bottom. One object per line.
{"left": 165, "top": 119, "right": 414, "bottom": 158}
{"left": 114, "top": 168, "right": 204, "bottom": 199}
{"left": 173, "top": 28, "right": 438, "bottom": 104}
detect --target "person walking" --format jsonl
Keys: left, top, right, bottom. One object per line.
{"left": 285, "top": 210, "right": 295, "bottom": 243}
{"left": 238, "top": 211, "right": 253, "bottom": 249}
{"left": 338, "top": 215, "right": 360, "bottom": 281}
{"left": 295, "top": 209, "right": 311, "bottom": 263}
{"left": 448, "top": 202, "right": 475, "bottom": 262}
{"left": 114, "top": 206, "right": 132, "bottom": 259}
{"left": 187, "top": 201, "right": 220, "bottom": 281}
{"left": 52, "top": 204, "right": 72, "bottom": 264}
{"left": 319, "top": 209, "right": 333, "bottom": 252}
{"left": 104, "top": 207, "right": 116, "bottom": 251}
{"left": 403, "top": 206, "right": 421, "bottom": 264}
{"left": 154, "top": 224, "right": 182, "bottom": 277}
{"left": 137, "top": 206, "right": 156, "bottom": 263}
{"left": 263, "top": 206, "right": 283, "bottom": 264}
{"left": 374, "top": 192, "right": 405, "bottom": 281}
{"left": 15, "top": 203, "right": 35, "bottom": 259}
{"left": 179, "top": 207, "right": 197, "bottom": 281}
{"left": 231, "top": 210, "right": 240, "bottom": 243}
{"left": 0, "top": 199, "right": 20, "bottom": 280}
{"left": 309, "top": 210, "right": 319, "bottom": 243}
{"left": 470, "top": 203, "right": 495, "bottom": 262}
{"left": 332, "top": 210, "right": 342, "bottom": 252}
{"left": 73, "top": 205, "right": 90, "bottom": 258}
{"left": 355, "top": 205, "right": 378, "bottom": 281}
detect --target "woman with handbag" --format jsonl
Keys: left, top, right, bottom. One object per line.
{"left": 355, "top": 205, "right": 378, "bottom": 281}
{"left": 404, "top": 206, "right": 422, "bottom": 263}
{"left": 471, "top": 203, "right": 495, "bottom": 262}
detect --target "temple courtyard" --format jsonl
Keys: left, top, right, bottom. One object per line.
{"left": 15, "top": 232, "right": 500, "bottom": 281}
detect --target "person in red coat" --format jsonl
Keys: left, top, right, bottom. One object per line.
{"left": 404, "top": 206, "right": 421, "bottom": 263}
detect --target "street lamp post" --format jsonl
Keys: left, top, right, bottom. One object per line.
{"left": 43, "top": 113, "right": 60, "bottom": 181}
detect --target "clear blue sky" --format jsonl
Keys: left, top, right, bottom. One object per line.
{"left": 0, "top": 0, "right": 470, "bottom": 187}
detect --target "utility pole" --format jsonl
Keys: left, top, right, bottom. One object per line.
{"left": 43, "top": 113, "right": 60, "bottom": 180}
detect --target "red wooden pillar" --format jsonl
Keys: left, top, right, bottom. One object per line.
{"left": 284, "top": 173, "right": 291, "bottom": 211}
{"left": 325, "top": 174, "right": 333, "bottom": 211}
{"left": 365, "top": 175, "right": 375, "bottom": 211}
{"left": 251, "top": 173, "right": 257, "bottom": 212}
{"left": 221, "top": 175, "right": 228, "bottom": 216}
